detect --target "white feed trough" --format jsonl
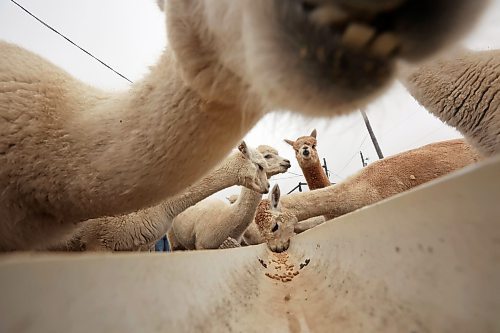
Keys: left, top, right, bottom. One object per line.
{"left": 0, "top": 156, "right": 499, "bottom": 332}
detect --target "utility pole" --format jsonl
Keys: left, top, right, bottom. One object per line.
{"left": 360, "top": 151, "right": 368, "bottom": 167}
{"left": 322, "top": 158, "right": 330, "bottom": 178}
{"left": 360, "top": 108, "right": 384, "bottom": 159}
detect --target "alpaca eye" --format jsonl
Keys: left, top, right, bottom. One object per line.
{"left": 271, "top": 224, "right": 279, "bottom": 232}
{"left": 312, "top": 144, "right": 316, "bottom": 149}
{"left": 264, "top": 154, "right": 272, "bottom": 159}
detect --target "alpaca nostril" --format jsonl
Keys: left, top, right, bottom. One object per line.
{"left": 301, "top": 1, "right": 317, "bottom": 13}
{"left": 303, "top": 150, "right": 310, "bottom": 156}
{"left": 284, "top": 159, "right": 290, "bottom": 164}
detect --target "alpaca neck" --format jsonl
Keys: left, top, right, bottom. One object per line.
{"left": 62, "top": 49, "right": 261, "bottom": 220}
{"left": 226, "top": 187, "right": 263, "bottom": 239}
{"left": 300, "top": 162, "right": 331, "bottom": 190}
{"left": 160, "top": 153, "right": 244, "bottom": 219}
{"left": 281, "top": 180, "right": 364, "bottom": 222}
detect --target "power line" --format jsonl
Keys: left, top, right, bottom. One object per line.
{"left": 402, "top": 126, "right": 445, "bottom": 151}
{"left": 9, "top": 0, "right": 133, "bottom": 84}
{"left": 273, "top": 175, "right": 303, "bottom": 181}
{"left": 338, "top": 133, "right": 369, "bottom": 175}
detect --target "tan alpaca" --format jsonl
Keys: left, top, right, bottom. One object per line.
{"left": 168, "top": 146, "right": 290, "bottom": 250}
{"left": 0, "top": 0, "right": 487, "bottom": 249}
{"left": 285, "top": 129, "right": 331, "bottom": 190}
{"left": 254, "top": 185, "right": 297, "bottom": 253}
{"left": 281, "top": 139, "right": 481, "bottom": 222}
{"left": 57, "top": 142, "right": 269, "bottom": 251}
{"left": 401, "top": 49, "right": 500, "bottom": 157}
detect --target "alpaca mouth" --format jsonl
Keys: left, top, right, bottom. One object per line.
{"left": 270, "top": 239, "right": 291, "bottom": 253}
{"left": 273, "top": 0, "right": 485, "bottom": 94}
{"left": 280, "top": 163, "right": 292, "bottom": 171}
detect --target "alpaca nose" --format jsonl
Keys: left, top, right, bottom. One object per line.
{"left": 302, "top": 149, "right": 310, "bottom": 156}
{"left": 277, "top": 0, "right": 484, "bottom": 70}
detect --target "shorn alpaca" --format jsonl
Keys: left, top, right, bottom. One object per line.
{"left": 285, "top": 129, "right": 331, "bottom": 190}
{"left": 168, "top": 145, "right": 290, "bottom": 250}
{"left": 0, "top": 0, "right": 488, "bottom": 250}
{"left": 281, "top": 139, "right": 481, "bottom": 222}
{"left": 57, "top": 142, "right": 269, "bottom": 251}
{"left": 402, "top": 49, "right": 500, "bottom": 157}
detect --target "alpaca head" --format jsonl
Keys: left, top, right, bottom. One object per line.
{"left": 255, "top": 184, "right": 297, "bottom": 253}
{"left": 257, "top": 145, "right": 291, "bottom": 177}
{"left": 161, "top": 0, "right": 487, "bottom": 115}
{"left": 285, "top": 129, "right": 320, "bottom": 168}
{"left": 237, "top": 141, "right": 270, "bottom": 194}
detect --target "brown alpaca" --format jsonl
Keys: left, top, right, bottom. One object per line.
{"left": 281, "top": 139, "right": 481, "bottom": 222}
{"left": 285, "top": 129, "right": 334, "bottom": 222}
{"left": 401, "top": 49, "right": 500, "bottom": 157}
{"left": 0, "top": 0, "right": 487, "bottom": 250}
{"left": 253, "top": 185, "right": 297, "bottom": 253}
{"left": 285, "top": 129, "right": 331, "bottom": 190}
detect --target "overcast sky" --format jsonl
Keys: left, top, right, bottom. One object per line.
{"left": 1, "top": 0, "right": 499, "bottom": 200}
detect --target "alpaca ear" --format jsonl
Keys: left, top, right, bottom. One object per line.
{"left": 310, "top": 129, "right": 317, "bottom": 138}
{"left": 156, "top": 0, "right": 165, "bottom": 11}
{"left": 238, "top": 141, "right": 250, "bottom": 158}
{"left": 284, "top": 139, "right": 294, "bottom": 147}
{"left": 269, "top": 184, "right": 281, "bottom": 210}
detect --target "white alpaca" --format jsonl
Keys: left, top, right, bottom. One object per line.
{"left": 57, "top": 142, "right": 269, "bottom": 251}
{"left": 0, "top": 0, "right": 487, "bottom": 249}
{"left": 168, "top": 146, "right": 290, "bottom": 250}
{"left": 280, "top": 139, "right": 481, "bottom": 222}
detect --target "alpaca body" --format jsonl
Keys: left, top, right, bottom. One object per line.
{"left": 0, "top": 0, "right": 486, "bottom": 249}
{"left": 281, "top": 139, "right": 481, "bottom": 221}
{"left": 58, "top": 144, "right": 269, "bottom": 251}
{"left": 402, "top": 49, "right": 500, "bottom": 157}
{"left": 171, "top": 187, "right": 262, "bottom": 250}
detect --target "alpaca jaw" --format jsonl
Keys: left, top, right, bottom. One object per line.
{"left": 170, "top": 0, "right": 487, "bottom": 115}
